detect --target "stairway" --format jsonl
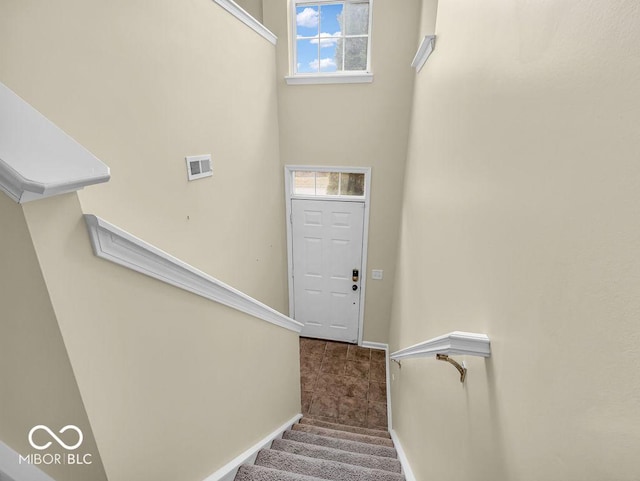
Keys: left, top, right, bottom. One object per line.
{"left": 235, "top": 417, "right": 405, "bottom": 481}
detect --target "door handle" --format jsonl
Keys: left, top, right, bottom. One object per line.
{"left": 352, "top": 285, "right": 358, "bottom": 291}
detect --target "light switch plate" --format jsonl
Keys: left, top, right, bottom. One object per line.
{"left": 371, "top": 269, "right": 383, "bottom": 280}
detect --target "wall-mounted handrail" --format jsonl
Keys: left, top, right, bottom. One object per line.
{"left": 213, "top": 0, "right": 277, "bottom": 45}
{"left": 84, "top": 214, "right": 303, "bottom": 333}
{"left": 436, "top": 354, "right": 467, "bottom": 383}
{"left": 390, "top": 331, "right": 490, "bottom": 383}
{"left": 0, "top": 81, "right": 110, "bottom": 203}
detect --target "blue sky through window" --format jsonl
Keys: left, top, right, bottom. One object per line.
{"left": 296, "top": 3, "right": 344, "bottom": 73}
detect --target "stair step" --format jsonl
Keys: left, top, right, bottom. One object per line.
{"left": 282, "top": 430, "right": 397, "bottom": 459}
{"left": 292, "top": 424, "right": 395, "bottom": 448}
{"left": 271, "top": 438, "right": 402, "bottom": 473}
{"left": 235, "top": 464, "right": 326, "bottom": 481}
{"left": 255, "top": 449, "right": 405, "bottom": 481}
{"left": 299, "top": 418, "right": 391, "bottom": 439}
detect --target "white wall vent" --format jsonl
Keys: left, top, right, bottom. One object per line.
{"left": 186, "top": 154, "right": 213, "bottom": 181}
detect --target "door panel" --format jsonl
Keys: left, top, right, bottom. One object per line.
{"left": 291, "top": 199, "right": 365, "bottom": 343}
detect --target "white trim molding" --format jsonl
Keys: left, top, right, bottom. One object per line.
{"left": 213, "top": 0, "right": 277, "bottom": 45}
{"left": 284, "top": 165, "right": 372, "bottom": 345}
{"left": 411, "top": 35, "right": 436, "bottom": 73}
{"left": 285, "top": 73, "right": 374, "bottom": 85}
{"left": 0, "top": 82, "right": 110, "bottom": 204}
{"left": 84, "top": 215, "right": 303, "bottom": 333}
{"left": 288, "top": 0, "right": 374, "bottom": 84}
{"left": 0, "top": 440, "right": 56, "bottom": 481}
{"left": 202, "top": 414, "right": 303, "bottom": 481}
{"left": 390, "top": 331, "right": 491, "bottom": 361}
{"left": 360, "top": 341, "right": 388, "bottom": 351}
{"left": 389, "top": 430, "right": 417, "bottom": 481}
{"left": 362, "top": 341, "right": 393, "bottom": 429}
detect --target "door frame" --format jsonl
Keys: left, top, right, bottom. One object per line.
{"left": 284, "top": 165, "right": 372, "bottom": 346}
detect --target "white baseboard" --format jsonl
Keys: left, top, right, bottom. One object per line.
{"left": 389, "top": 430, "right": 416, "bottom": 481}
{"left": 361, "top": 341, "right": 392, "bottom": 429}
{"left": 360, "top": 341, "right": 388, "bottom": 351}
{"left": 201, "top": 413, "right": 302, "bottom": 481}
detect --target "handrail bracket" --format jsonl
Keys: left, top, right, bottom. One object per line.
{"left": 436, "top": 353, "right": 467, "bottom": 383}
{"left": 391, "top": 359, "right": 402, "bottom": 369}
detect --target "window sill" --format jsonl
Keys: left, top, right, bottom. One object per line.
{"left": 285, "top": 73, "right": 374, "bottom": 85}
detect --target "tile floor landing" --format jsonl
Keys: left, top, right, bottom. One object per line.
{"left": 299, "top": 337, "right": 388, "bottom": 430}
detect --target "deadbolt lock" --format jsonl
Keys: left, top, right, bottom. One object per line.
{"left": 352, "top": 269, "right": 359, "bottom": 282}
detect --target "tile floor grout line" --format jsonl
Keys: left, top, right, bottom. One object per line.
{"left": 300, "top": 337, "right": 388, "bottom": 429}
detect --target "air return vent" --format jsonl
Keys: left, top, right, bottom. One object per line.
{"left": 185, "top": 154, "right": 213, "bottom": 181}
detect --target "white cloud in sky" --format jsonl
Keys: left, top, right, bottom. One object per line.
{"left": 310, "top": 32, "right": 341, "bottom": 48}
{"left": 297, "top": 7, "right": 319, "bottom": 28}
{"left": 310, "top": 57, "right": 337, "bottom": 70}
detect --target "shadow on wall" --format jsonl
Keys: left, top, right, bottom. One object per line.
{"left": 458, "top": 356, "right": 511, "bottom": 480}
{"left": 478, "top": 358, "right": 510, "bottom": 480}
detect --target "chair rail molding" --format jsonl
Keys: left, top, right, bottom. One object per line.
{"left": 84, "top": 215, "right": 303, "bottom": 333}
{"left": 213, "top": 0, "right": 277, "bottom": 45}
{"left": 390, "top": 331, "right": 491, "bottom": 361}
{"left": 0, "top": 81, "right": 110, "bottom": 204}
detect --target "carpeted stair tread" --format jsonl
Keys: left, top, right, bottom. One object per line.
{"left": 292, "top": 424, "right": 395, "bottom": 447}
{"left": 235, "top": 464, "right": 327, "bottom": 481}
{"left": 271, "top": 438, "right": 402, "bottom": 473}
{"left": 299, "top": 418, "right": 391, "bottom": 439}
{"left": 255, "top": 449, "right": 405, "bottom": 481}
{"left": 282, "top": 430, "right": 397, "bottom": 459}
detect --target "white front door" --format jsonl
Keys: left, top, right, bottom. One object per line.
{"left": 291, "top": 199, "right": 365, "bottom": 343}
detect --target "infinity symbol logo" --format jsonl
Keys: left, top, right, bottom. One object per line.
{"left": 28, "top": 425, "right": 83, "bottom": 451}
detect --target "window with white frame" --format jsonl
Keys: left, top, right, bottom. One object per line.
{"left": 292, "top": 0, "right": 372, "bottom": 76}
{"left": 292, "top": 170, "right": 365, "bottom": 197}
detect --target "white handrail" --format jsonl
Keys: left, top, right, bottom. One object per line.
{"left": 213, "top": 0, "right": 277, "bottom": 45}
{"left": 0, "top": 439, "right": 55, "bottom": 481}
{"left": 84, "top": 214, "right": 303, "bottom": 333}
{"left": 0, "top": 81, "right": 110, "bottom": 203}
{"left": 411, "top": 35, "right": 436, "bottom": 73}
{"left": 390, "top": 331, "right": 491, "bottom": 361}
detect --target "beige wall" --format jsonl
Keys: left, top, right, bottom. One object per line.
{"left": 236, "top": 0, "right": 264, "bottom": 23}
{"left": 0, "top": 0, "right": 287, "bottom": 312}
{"left": 263, "top": 0, "right": 422, "bottom": 343}
{"left": 390, "top": 0, "right": 640, "bottom": 480}
{"left": 0, "top": 194, "right": 107, "bottom": 481}
{"left": 1, "top": 1, "right": 301, "bottom": 480}
{"left": 22, "top": 193, "right": 300, "bottom": 481}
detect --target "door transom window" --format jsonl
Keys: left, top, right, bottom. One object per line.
{"left": 291, "top": 170, "right": 366, "bottom": 198}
